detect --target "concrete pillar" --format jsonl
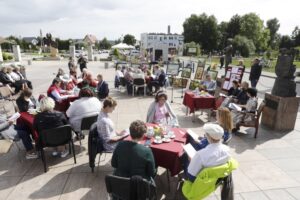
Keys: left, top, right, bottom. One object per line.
{"left": 163, "top": 47, "right": 168, "bottom": 62}
{"left": 87, "top": 45, "right": 93, "bottom": 61}
{"left": 13, "top": 45, "right": 22, "bottom": 62}
{"left": 69, "top": 45, "right": 75, "bottom": 60}
{"left": 0, "top": 46, "right": 3, "bottom": 62}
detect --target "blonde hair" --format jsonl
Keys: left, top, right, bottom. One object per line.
{"left": 217, "top": 107, "right": 233, "bottom": 133}
{"left": 40, "top": 97, "right": 55, "bottom": 112}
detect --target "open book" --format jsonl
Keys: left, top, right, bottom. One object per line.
{"left": 228, "top": 103, "right": 242, "bottom": 111}
{"left": 182, "top": 143, "right": 197, "bottom": 158}
{"left": 187, "top": 129, "right": 199, "bottom": 141}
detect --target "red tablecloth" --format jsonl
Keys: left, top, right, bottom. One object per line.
{"left": 125, "top": 124, "right": 187, "bottom": 176}
{"left": 183, "top": 92, "right": 216, "bottom": 113}
{"left": 55, "top": 96, "right": 79, "bottom": 113}
{"left": 17, "top": 112, "right": 38, "bottom": 142}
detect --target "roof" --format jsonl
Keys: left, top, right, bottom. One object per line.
{"left": 84, "top": 34, "right": 98, "bottom": 44}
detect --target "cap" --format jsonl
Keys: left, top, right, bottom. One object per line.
{"left": 203, "top": 123, "right": 224, "bottom": 140}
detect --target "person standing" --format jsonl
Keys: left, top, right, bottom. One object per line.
{"left": 68, "top": 57, "right": 77, "bottom": 73}
{"left": 96, "top": 74, "right": 109, "bottom": 100}
{"left": 77, "top": 55, "right": 88, "bottom": 72}
{"left": 249, "top": 58, "right": 262, "bottom": 88}
{"left": 219, "top": 55, "right": 225, "bottom": 69}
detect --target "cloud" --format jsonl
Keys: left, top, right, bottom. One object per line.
{"left": 0, "top": 0, "right": 299, "bottom": 39}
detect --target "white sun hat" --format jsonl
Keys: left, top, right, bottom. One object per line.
{"left": 203, "top": 123, "right": 224, "bottom": 140}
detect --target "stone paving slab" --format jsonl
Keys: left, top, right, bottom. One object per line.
{"left": 0, "top": 59, "right": 300, "bottom": 199}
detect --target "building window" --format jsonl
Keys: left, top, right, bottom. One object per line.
{"left": 154, "top": 36, "right": 157, "bottom": 40}
{"left": 169, "top": 43, "right": 173, "bottom": 46}
{"left": 160, "top": 37, "right": 162, "bottom": 41}
{"left": 169, "top": 36, "right": 173, "bottom": 40}
{"left": 164, "top": 36, "right": 167, "bottom": 40}
{"left": 174, "top": 37, "right": 177, "bottom": 40}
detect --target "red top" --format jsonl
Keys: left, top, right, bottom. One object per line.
{"left": 47, "top": 85, "right": 60, "bottom": 97}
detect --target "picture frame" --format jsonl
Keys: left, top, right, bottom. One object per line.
{"left": 181, "top": 67, "right": 192, "bottom": 79}
{"left": 207, "top": 70, "right": 218, "bottom": 81}
{"left": 166, "top": 63, "right": 180, "bottom": 76}
{"left": 172, "top": 78, "right": 188, "bottom": 88}
{"left": 194, "top": 61, "right": 205, "bottom": 80}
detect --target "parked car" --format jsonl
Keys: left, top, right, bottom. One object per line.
{"left": 75, "top": 50, "right": 87, "bottom": 58}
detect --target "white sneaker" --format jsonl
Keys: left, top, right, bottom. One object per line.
{"left": 52, "top": 151, "right": 59, "bottom": 157}
{"left": 26, "top": 152, "right": 38, "bottom": 159}
{"left": 60, "top": 150, "right": 69, "bottom": 158}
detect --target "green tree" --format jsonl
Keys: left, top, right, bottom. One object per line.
{"left": 218, "top": 21, "right": 228, "bottom": 50}
{"left": 232, "top": 35, "right": 256, "bottom": 57}
{"left": 123, "top": 34, "right": 136, "bottom": 46}
{"left": 99, "top": 37, "right": 111, "bottom": 49}
{"left": 240, "top": 13, "right": 265, "bottom": 51}
{"left": 183, "top": 13, "right": 219, "bottom": 51}
{"left": 226, "top": 14, "right": 241, "bottom": 39}
{"left": 266, "top": 18, "right": 280, "bottom": 48}
{"left": 292, "top": 26, "right": 300, "bottom": 47}
{"left": 279, "top": 35, "right": 294, "bottom": 49}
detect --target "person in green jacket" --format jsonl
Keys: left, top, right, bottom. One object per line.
{"left": 111, "top": 120, "right": 156, "bottom": 181}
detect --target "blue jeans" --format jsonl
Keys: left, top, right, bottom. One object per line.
{"left": 15, "top": 125, "right": 34, "bottom": 151}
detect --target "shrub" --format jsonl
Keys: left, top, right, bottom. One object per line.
{"left": 2, "top": 52, "right": 13, "bottom": 61}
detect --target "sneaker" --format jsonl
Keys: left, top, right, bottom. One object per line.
{"left": 52, "top": 151, "right": 59, "bottom": 157}
{"left": 223, "top": 133, "right": 232, "bottom": 144}
{"left": 60, "top": 150, "right": 69, "bottom": 158}
{"left": 26, "top": 152, "right": 38, "bottom": 159}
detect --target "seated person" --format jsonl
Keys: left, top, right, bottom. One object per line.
{"left": 153, "top": 65, "right": 161, "bottom": 77}
{"left": 79, "top": 80, "right": 97, "bottom": 94}
{"left": 235, "top": 81, "right": 249, "bottom": 105}
{"left": 185, "top": 123, "right": 231, "bottom": 182}
{"left": 56, "top": 68, "right": 65, "bottom": 78}
{"left": 200, "top": 74, "right": 216, "bottom": 94}
{"left": 84, "top": 72, "right": 98, "bottom": 88}
{"left": 47, "top": 78, "right": 73, "bottom": 102}
{"left": 111, "top": 120, "right": 156, "bottom": 181}
{"left": 97, "top": 97, "right": 126, "bottom": 151}
{"left": 114, "top": 66, "right": 124, "bottom": 88}
{"left": 16, "top": 88, "right": 37, "bottom": 112}
{"left": 33, "top": 97, "right": 69, "bottom": 157}
{"left": 227, "top": 80, "right": 240, "bottom": 97}
{"left": 147, "top": 69, "right": 166, "bottom": 94}
{"left": 231, "top": 88, "right": 258, "bottom": 131}
{"left": 60, "top": 74, "right": 75, "bottom": 91}
{"left": 124, "top": 67, "right": 134, "bottom": 95}
{"left": 66, "top": 88, "right": 101, "bottom": 134}
{"left": 10, "top": 65, "right": 25, "bottom": 81}
{"left": 0, "top": 67, "right": 15, "bottom": 87}
{"left": 0, "top": 113, "right": 37, "bottom": 159}
{"left": 96, "top": 74, "right": 109, "bottom": 99}
{"left": 188, "top": 107, "right": 233, "bottom": 151}
{"left": 132, "top": 69, "right": 145, "bottom": 80}
{"left": 146, "top": 91, "right": 178, "bottom": 126}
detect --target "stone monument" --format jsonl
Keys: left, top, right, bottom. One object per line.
{"left": 43, "top": 33, "right": 60, "bottom": 60}
{"left": 262, "top": 48, "right": 300, "bottom": 131}
{"left": 13, "top": 45, "right": 22, "bottom": 62}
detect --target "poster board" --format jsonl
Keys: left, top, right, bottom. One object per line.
{"left": 222, "top": 65, "right": 245, "bottom": 91}
{"left": 166, "top": 63, "right": 180, "bottom": 76}
{"left": 194, "top": 60, "right": 205, "bottom": 80}
{"left": 169, "top": 77, "right": 188, "bottom": 88}
{"left": 188, "top": 47, "right": 197, "bottom": 54}
{"left": 206, "top": 70, "right": 218, "bottom": 81}
{"left": 181, "top": 67, "right": 192, "bottom": 79}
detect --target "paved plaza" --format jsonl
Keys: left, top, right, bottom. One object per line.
{"left": 0, "top": 59, "right": 300, "bottom": 200}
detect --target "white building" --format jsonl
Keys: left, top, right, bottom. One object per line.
{"left": 140, "top": 26, "right": 184, "bottom": 62}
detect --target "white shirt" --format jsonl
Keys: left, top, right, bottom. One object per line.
{"left": 66, "top": 97, "right": 102, "bottom": 132}
{"left": 97, "top": 111, "right": 117, "bottom": 151}
{"left": 10, "top": 72, "right": 22, "bottom": 81}
{"left": 188, "top": 143, "right": 230, "bottom": 177}
{"left": 115, "top": 70, "right": 124, "bottom": 78}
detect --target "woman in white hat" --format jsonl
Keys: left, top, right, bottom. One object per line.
{"left": 184, "top": 123, "right": 231, "bottom": 182}
{"left": 60, "top": 74, "right": 76, "bottom": 91}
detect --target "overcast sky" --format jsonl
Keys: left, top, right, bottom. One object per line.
{"left": 0, "top": 0, "right": 299, "bottom": 40}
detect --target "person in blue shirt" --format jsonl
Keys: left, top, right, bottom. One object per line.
{"left": 96, "top": 74, "right": 109, "bottom": 100}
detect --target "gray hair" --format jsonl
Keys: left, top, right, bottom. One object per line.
{"left": 40, "top": 97, "right": 55, "bottom": 112}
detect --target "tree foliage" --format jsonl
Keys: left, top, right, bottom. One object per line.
{"left": 183, "top": 13, "right": 219, "bottom": 52}
{"left": 232, "top": 35, "right": 256, "bottom": 57}
{"left": 226, "top": 14, "right": 241, "bottom": 39}
{"left": 123, "top": 34, "right": 136, "bottom": 46}
{"left": 98, "top": 37, "right": 111, "bottom": 49}
{"left": 279, "top": 35, "right": 294, "bottom": 49}
{"left": 266, "top": 18, "right": 280, "bottom": 48}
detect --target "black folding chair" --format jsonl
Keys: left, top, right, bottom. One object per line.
{"left": 39, "top": 125, "right": 76, "bottom": 172}
{"left": 105, "top": 174, "right": 157, "bottom": 200}
{"left": 78, "top": 115, "right": 98, "bottom": 146}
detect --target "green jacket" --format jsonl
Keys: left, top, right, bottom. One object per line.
{"left": 182, "top": 158, "right": 239, "bottom": 200}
